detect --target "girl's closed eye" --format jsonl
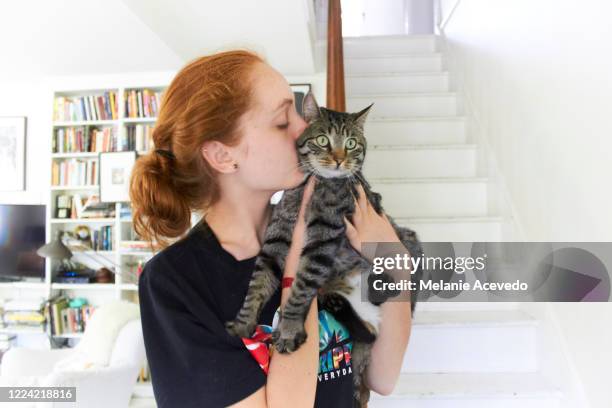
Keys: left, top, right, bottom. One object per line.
{"left": 277, "top": 122, "right": 289, "bottom": 130}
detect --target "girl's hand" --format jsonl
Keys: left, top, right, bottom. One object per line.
{"left": 283, "top": 176, "right": 316, "bottom": 279}
{"left": 344, "top": 184, "right": 401, "bottom": 260}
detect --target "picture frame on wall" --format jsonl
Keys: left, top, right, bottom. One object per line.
{"left": 99, "top": 151, "right": 137, "bottom": 203}
{"left": 0, "top": 117, "right": 26, "bottom": 191}
{"left": 290, "top": 83, "right": 312, "bottom": 118}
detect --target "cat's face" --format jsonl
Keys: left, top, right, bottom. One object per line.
{"left": 296, "top": 92, "right": 373, "bottom": 179}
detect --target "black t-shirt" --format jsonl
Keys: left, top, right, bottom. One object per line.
{"left": 139, "top": 218, "right": 355, "bottom": 407}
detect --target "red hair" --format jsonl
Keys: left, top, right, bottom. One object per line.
{"left": 129, "top": 49, "right": 265, "bottom": 248}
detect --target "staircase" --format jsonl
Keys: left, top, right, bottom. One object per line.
{"left": 343, "top": 34, "right": 564, "bottom": 407}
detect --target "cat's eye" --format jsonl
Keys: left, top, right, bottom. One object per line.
{"left": 345, "top": 138, "right": 357, "bottom": 150}
{"left": 316, "top": 136, "right": 329, "bottom": 147}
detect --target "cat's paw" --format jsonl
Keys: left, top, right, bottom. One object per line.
{"left": 271, "top": 319, "right": 308, "bottom": 353}
{"left": 225, "top": 319, "right": 256, "bottom": 338}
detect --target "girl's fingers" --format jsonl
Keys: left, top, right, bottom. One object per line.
{"left": 352, "top": 197, "right": 362, "bottom": 223}
{"left": 344, "top": 217, "right": 360, "bottom": 250}
{"left": 357, "top": 184, "right": 368, "bottom": 213}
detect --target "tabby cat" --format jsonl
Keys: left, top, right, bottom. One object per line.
{"left": 226, "top": 91, "right": 423, "bottom": 407}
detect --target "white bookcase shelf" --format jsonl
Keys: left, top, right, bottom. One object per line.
{"left": 40, "top": 85, "right": 168, "bottom": 310}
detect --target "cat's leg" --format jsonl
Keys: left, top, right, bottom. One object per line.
{"left": 272, "top": 184, "right": 347, "bottom": 352}
{"left": 351, "top": 341, "right": 373, "bottom": 408}
{"left": 225, "top": 186, "right": 305, "bottom": 338}
{"left": 271, "top": 250, "right": 328, "bottom": 353}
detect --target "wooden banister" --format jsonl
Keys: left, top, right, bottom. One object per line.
{"left": 326, "top": 0, "right": 345, "bottom": 111}
{"left": 326, "top": 4, "right": 370, "bottom": 405}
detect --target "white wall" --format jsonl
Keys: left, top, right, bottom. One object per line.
{"left": 439, "top": 1, "right": 612, "bottom": 407}
{"left": 0, "top": 79, "right": 53, "bottom": 205}
{"left": 441, "top": 0, "right": 612, "bottom": 242}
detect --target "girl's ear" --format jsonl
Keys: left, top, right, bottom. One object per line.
{"left": 302, "top": 91, "right": 321, "bottom": 124}
{"left": 353, "top": 103, "right": 374, "bottom": 128}
{"left": 200, "top": 141, "right": 236, "bottom": 174}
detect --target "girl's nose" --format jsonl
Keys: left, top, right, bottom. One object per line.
{"left": 294, "top": 117, "right": 308, "bottom": 140}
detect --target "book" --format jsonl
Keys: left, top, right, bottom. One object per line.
{"left": 53, "top": 92, "right": 118, "bottom": 122}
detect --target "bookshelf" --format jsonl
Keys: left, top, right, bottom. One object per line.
{"left": 0, "top": 85, "right": 170, "bottom": 394}
{"left": 42, "top": 86, "right": 168, "bottom": 310}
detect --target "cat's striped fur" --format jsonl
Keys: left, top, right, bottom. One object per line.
{"left": 226, "top": 92, "right": 423, "bottom": 407}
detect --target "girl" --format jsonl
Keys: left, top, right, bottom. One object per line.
{"left": 131, "top": 49, "right": 412, "bottom": 408}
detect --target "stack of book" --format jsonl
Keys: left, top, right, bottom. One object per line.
{"left": 74, "top": 194, "right": 116, "bottom": 219}
{"left": 53, "top": 126, "right": 118, "bottom": 153}
{"left": 125, "top": 89, "right": 162, "bottom": 118}
{"left": 2, "top": 298, "right": 46, "bottom": 332}
{"left": 54, "top": 92, "right": 118, "bottom": 122}
{"left": 45, "top": 297, "right": 96, "bottom": 336}
{"left": 51, "top": 158, "right": 98, "bottom": 186}
{"left": 126, "top": 124, "right": 155, "bottom": 151}
{"left": 92, "top": 226, "right": 114, "bottom": 251}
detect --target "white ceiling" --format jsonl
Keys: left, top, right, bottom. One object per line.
{"left": 0, "top": 0, "right": 318, "bottom": 79}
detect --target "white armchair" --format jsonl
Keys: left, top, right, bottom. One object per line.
{"left": 0, "top": 303, "right": 145, "bottom": 408}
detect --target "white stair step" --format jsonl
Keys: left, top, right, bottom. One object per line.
{"left": 371, "top": 177, "right": 488, "bottom": 218}
{"left": 395, "top": 216, "right": 503, "bottom": 242}
{"left": 345, "top": 53, "right": 443, "bottom": 75}
{"left": 347, "top": 72, "right": 449, "bottom": 94}
{"left": 415, "top": 302, "right": 521, "bottom": 312}
{"left": 370, "top": 372, "right": 562, "bottom": 408}
{"left": 344, "top": 35, "right": 438, "bottom": 57}
{"left": 363, "top": 144, "right": 476, "bottom": 178}
{"left": 348, "top": 93, "right": 457, "bottom": 117}
{"left": 403, "top": 310, "right": 538, "bottom": 373}
{"left": 365, "top": 117, "right": 467, "bottom": 145}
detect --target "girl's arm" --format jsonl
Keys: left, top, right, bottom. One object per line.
{"left": 343, "top": 184, "right": 413, "bottom": 395}
{"left": 230, "top": 176, "right": 319, "bottom": 408}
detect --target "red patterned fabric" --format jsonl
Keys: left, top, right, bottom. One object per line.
{"left": 241, "top": 324, "right": 274, "bottom": 375}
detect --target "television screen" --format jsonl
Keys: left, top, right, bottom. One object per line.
{"left": 0, "top": 204, "right": 46, "bottom": 280}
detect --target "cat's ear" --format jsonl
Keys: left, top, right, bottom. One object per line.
{"left": 353, "top": 103, "right": 374, "bottom": 128}
{"left": 302, "top": 91, "right": 321, "bottom": 124}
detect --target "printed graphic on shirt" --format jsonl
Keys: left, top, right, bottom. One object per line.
{"left": 242, "top": 307, "right": 354, "bottom": 382}
{"left": 318, "top": 310, "right": 353, "bottom": 383}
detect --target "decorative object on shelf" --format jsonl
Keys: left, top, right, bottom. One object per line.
{"left": 74, "top": 225, "right": 92, "bottom": 244}
{"left": 36, "top": 231, "right": 73, "bottom": 273}
{"left": 0, "top": 116, "right": 26, "bottom": 191}
{"left": 99, "top": 151, "right": 136, "bottom": 202}
{"left": 56, "top": 194, "right": 72, "bottom": 218}
{"left": 94, "top": 267, "right": 115, "bottom": 283}
{"left": 290, "top": 84, "right": 312, "bottom": 120}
